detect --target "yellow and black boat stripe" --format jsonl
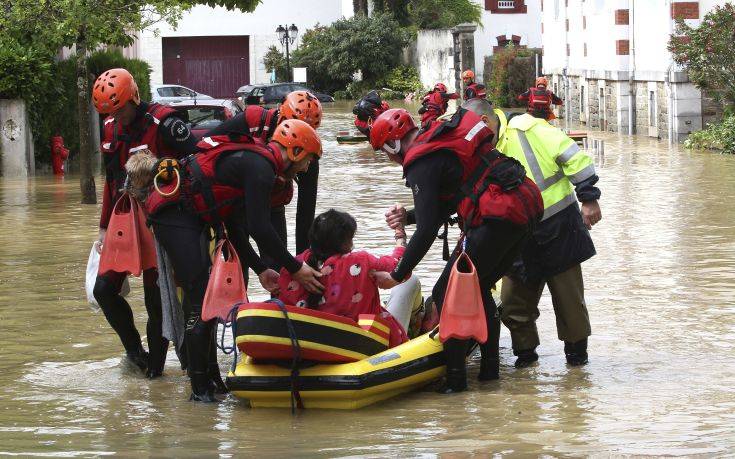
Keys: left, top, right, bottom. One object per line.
{"left": 236, "top": 314, "right": 388, "bottom": 358}
{"left": 227, "top": 351, "right": 445, "bottom": 392}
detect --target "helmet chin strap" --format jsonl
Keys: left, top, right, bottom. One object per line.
{"left": 382, "top": 139, "right": 401, "bottom": 155}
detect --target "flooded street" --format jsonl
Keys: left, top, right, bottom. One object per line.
{"left": 1, "top": 101, "right": 734, "bottom": 456}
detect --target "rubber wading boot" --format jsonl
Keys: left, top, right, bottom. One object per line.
{"left": 564, "top": 339, "right": 588, "bottom": 366}
{"left": 478, "top": 317, "right": 501, "bottom": 381}
{"left": 437, "top": 368, "right": 468, "bottom": 394}
{"left": 126, "top": 345, "right": 149, "bottom": 373}
{"left": 186, "top": 318, "right": 217, "bottom": 403}
{"left": 514, "top": 349, "right": 539, "bottom": 368}
{"left": 208, "top": 332, "right": 228, "bottom": 394}
{"left": 146, "top": 337, "right": 169, "bottom": 379}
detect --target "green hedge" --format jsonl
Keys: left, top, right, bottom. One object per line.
{"left": 684, "top": 115, "right": 735, "bottom": 154}
{"left": 486, "top": 46, "right": 539, "bottom": 108}
{"left": 2, "top": 48, "right": 151, "bottom": 166}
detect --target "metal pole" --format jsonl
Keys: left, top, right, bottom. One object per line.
{"left": 285, "top": 36, "right": 291, "bottom": 83}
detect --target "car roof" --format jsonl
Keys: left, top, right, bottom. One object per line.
{"left": 169, "top": 99, "right": 236, "bottom": 107}
{"left": 153, "top": 84, "right": 193, "bottom": 89}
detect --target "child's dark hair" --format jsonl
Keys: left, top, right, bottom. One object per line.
{"left": 305, "top": 209, "right": 357, "bottom": 308}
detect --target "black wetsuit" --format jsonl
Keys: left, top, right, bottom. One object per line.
{"left": 150, "top": 149, "right": 303, "bottom": 399}
{"left": 392, "top": 151, "right": 530, "bottom": 387}
{"left": 93, "top": 104, "right": 197, "bottom": 378}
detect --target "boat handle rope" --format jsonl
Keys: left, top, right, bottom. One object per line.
{"left": 218, "top": 302, "right": 245, "bottom": 374}
{"left": 268, "top": 299, "right": 304, "bottom": 413}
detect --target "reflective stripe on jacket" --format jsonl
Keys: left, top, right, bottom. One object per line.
{"left": 495, "top": 111, "right": 595, "bottom": 221}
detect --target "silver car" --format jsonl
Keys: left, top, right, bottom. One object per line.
{"left": 151, "top": 84, "right": 213, "bottom": 104}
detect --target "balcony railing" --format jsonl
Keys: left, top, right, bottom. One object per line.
{"left": 498, "top": 0, "right": 515, "bottom": 8}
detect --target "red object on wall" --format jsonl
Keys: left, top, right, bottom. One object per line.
{"left": 615, "top": 9, "right": 630, "bottom": 25}
{"left": 163, "top": 36, "right": 250, "bottom": 98}
{"left": 616, "top": 39, "right": 630, "bottom": 55}
{"left": 50, "top": 135, "right": 69, "bottom": 176}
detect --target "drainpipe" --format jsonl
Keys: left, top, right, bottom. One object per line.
{"left": 564, "top": 0, "right": 570, "bottom": 130}
{"left": 628, "top": 0, "right": 635, "bottom": 135}
{"left": 666, "top": 0, "right": 675, "bottom": 144}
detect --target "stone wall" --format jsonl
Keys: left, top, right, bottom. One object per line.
{"left": 0, "top": 99, "right": 34, "bottom": 177}
{"left": 414, "top": 29, "right": 456, "bottom": 91}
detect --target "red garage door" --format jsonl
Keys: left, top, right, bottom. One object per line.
{"left": 162, "top": 36, "right": 249, "bottom": 98}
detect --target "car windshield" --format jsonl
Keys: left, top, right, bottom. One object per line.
{"left": 175, "top": 107, "right": 228, "bottom": 130}
{"left": 157, "top": 87, "right": 175, "bottom": 97}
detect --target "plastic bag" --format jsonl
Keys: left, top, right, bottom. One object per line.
{"left": 86, "top": 241, "right": 130, "bottom": 310}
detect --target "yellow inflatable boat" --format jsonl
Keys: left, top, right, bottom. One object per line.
{"left": 226, "top": 302, "right": 446, "bottom": 409}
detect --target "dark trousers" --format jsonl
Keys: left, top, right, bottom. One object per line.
{"left": 93, "top": 268, "right": 162, "bottom": 355}
{"left": 151, "top": 207, "right": 215, "bottom": 390}
{"left": 432, "top": 220, "right": 529, "bottom": 376}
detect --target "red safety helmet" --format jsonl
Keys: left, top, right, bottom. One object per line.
{"left": 536, "top": 76, "right": 549, "bottom": 87}
{"left": 280, "top": 90, "right": 322, "bottom": 129}
{"left": 92, "top": 68, "right": 140, "bottom": 114}
{"left": 461, "top": 70, "right": 475, "bottom": 81}
{"left": 434, "top": 83, "right": 448, "bottom": 93}
{"left": 271, "top": 119, "right": 322, "bottom": 162}
{"left": 369, "top": 108, "right": 417, "bottom": 152}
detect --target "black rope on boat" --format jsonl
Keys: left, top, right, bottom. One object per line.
{"left": 269, "top": 298, "right": 304, "bottom": 413}
{"left": 218, "top": 302, "right": 245, "bottom": 374}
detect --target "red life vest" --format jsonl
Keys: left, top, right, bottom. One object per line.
{"left": 403, "top": 109, "right": 542, "bottom": 228}
{"left": 528, "top": 88, "right": 553, "bottom": 111}
{"left": 463, "top": 83, "right": 486, "bottom": 101}
{"left": 146, "top": 134, "right": 285, "bottom": 222}
{"left": 241, "top": 105, "right": 280, "bottom": 143}
{"left": 101, "top": 103, "right": 178, "bottom": 208}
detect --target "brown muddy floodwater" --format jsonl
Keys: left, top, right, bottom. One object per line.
{"left": 1, "top": 101, "right": 734, "bottom": 457}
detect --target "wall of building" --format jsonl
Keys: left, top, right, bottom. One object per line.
{"left": 541, "top": 0, "right": 726, "bottom": 141}
{"left": 138, "top": 0, "right": 348, "bottom": 89}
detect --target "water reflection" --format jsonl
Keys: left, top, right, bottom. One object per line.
{"left": 0, "top": 102, "right": 734, "bottom": 455}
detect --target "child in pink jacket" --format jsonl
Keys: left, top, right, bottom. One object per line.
{"left": 278, "top": 209, "right": 409, "bottom": 346}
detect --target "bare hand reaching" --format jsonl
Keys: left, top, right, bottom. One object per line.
{"left": 292, "top": 263, "right": 324, "bottom": 294}
{"left": 258, "top": 269, "right": 280, "bottom": 295}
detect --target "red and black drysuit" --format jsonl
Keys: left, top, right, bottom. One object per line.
{"left": 418, "top": 90, "right": 460, "bottom": 124}
{"left": 353, "top": 91, "right": 390, "bottom": 137}
{"left": 205, "top": 106, "right": 319, "bottom": 268}
{"left": 94, "top": 101, "right": 197, "bottom": 378}
{"left": 390, "top": 108, "right": 542, "bottom": 391}
{"left": 146, "top": 134, "right": 304, "bottom": 400}
{"left": 463, "top": 82, "right": 487, "bottom": 101}
{"left": 517, "top": 87, "right": 563, "bottom": 120}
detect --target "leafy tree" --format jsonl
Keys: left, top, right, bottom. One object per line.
{"left": 668, "top": 3, "right": 735, "bottom": 109}
{"left": 1, "top": 0, "right": 261, "bottom": 203}
{"left": 263, "top": 46, "right": 289, "bottom": 83}
{"left": 407, "top": 0, "right": 482, "bottom": 29}
{"left": 292, "top": 13, "right": 410, "bottom": 94}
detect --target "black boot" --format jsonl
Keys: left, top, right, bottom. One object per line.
{"left": 437, "top": 368, "right": 468, "bottom": 394}
{"left": 437, "top": 338, "right": 468, "bottom": 394}
{"left": 144, "top": 281, "right": 169, "bottom": 379}
{"left": 514, "top": 349, "right": 539, "bottom": 368}
{"left": 185, "top": 315, "right": 217, "bottom": 403}
{"left": 478, "top": 317, "right": 501, "bottom": 380}
{"left": 564, "top": 339, "right": 588, "bottom": 366}
{"left": 126, "top": 344, "right": 149, "bottom": 372}
{"left": 208, "top": 329, "right": 228, "bottom": 394}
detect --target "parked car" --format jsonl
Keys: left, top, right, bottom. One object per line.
{"left": 152, "top": 84, "right": 213, "bottom": 104}
{"left": 235, "top": 84, "right": 257, "bottom": 100}
{"left": 241, "top": 83, "right": 334, "bottom": 106}
{"left": 168, "top": 99, "right": 242, "bottom": 138}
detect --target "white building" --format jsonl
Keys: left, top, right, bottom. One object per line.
{"left": 542, "top": 0, "right": 725, "bottom": 141}
{"left": 126, "top": 0, "right": 352, "bottom": 97}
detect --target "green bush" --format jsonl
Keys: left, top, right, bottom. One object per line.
{"left": 684, "top": 115, "right": 735, "bottom": 154}
{"left": 407, "top": 0, "right": 482, "bottom": 29}
{"left": 385, "top": 66, "right": 425, "bottom": 96}
{"left": 486, "top": 45, "right": 538, "bottom": 108}
{"left": 87, "top": 50, "right": 152, "bottom": 102}
{"left": 292, "top": 13, "right": 410, "bottom": 94}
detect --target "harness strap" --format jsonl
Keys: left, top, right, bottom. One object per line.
{"left": 186, "top": 157, "right": 225, "bottom": 238}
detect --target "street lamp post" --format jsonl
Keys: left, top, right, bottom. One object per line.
{"left": 276, "top": 24, "right": 298, "bottom": 82}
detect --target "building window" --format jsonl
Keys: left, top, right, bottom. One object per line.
{"left": 485, "top": 0, "right": 527, "bottom": 14}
